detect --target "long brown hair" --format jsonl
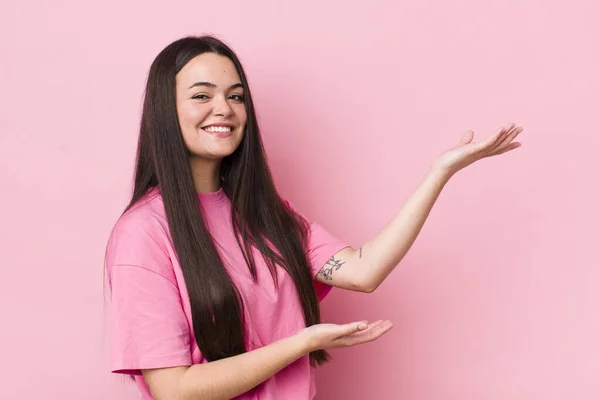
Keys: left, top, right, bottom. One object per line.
{"left": 123, "top": 35, "right": 329, "bottom": 366}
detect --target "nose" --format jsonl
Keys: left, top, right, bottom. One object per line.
{"left": 212, "top": 95, "right": 233, "bottom": 117}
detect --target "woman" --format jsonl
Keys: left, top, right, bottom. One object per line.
{"left": 105, "top": 35, "right": 523, "bottom": 400}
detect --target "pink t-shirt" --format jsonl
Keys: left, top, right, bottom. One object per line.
{"left": 105, "top": 187, "right": 349, "bottom": 399}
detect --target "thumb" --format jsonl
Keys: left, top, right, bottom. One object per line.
{"left": 342, "top": 321, "right": 368, "bottom": 336}
{"left": 458, "top": 130, "right": 474, "bottom": 146}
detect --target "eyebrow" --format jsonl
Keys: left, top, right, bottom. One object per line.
{"left": 188, "top": 82, "right": 243, "bottom": 90}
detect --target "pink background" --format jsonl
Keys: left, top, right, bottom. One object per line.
{"left": 1, "top": 0, "right": 599, "bottom": 399}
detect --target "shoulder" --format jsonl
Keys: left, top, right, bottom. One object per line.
{"left": 105, "top": 189, "right": 174, "bottom": 279}
{"left": 109, "top": 190, "right": 167, "bottom": 245}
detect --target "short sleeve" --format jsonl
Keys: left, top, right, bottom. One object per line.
{"left": 106, "top": 222, "right": 192, "bottom": 375}
{"left": 284, "top": 200, "right": 350, "bottom": 301}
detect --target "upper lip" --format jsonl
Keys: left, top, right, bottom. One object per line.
{"left": 201, "top": 123, "right": 235, "bottom": 129}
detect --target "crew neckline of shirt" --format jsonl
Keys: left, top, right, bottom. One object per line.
{"left": 144, "top": 186, "right": 228, "bottom": 206}
{"left": 197, "top": 187, "right": 227, "bottom": 205}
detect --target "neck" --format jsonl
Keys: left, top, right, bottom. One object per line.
{"left": 189, "top": 157, "right": 222, "bottom": 193}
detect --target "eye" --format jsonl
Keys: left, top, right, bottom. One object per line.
{"left": 229, "top": 94, "right": 245, "bottom": 102}
{"left": 192, "top": 94, "right": 210, "bottom": 100}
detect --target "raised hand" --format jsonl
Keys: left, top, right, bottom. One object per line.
{"left": 433, "top": 123, "right": 523, "bottom": 176}
{"left": 297, "top": 320, "right": 394, "bottom": 352}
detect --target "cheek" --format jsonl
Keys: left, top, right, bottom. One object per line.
{"left": 235, "top": 105, "right": 248, "bottom": 126}
{"left": 179, "top": 103, "right": 210, "bottom": 127}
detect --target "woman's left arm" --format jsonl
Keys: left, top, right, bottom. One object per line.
{"left": 316, "top": 123, "right": 523, "bottom": 293}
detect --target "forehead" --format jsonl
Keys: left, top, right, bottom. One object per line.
{"left": 176, "top": 52, "right": 241, "bottom": 87}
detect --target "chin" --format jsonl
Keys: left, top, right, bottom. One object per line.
{"left": 202, "top": 146, "right": 240, "bottom": 159}
{"left": 188, "top": 136, "right": 243, "bottom": 160}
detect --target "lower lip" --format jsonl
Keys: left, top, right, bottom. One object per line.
{"left": 202, "top": 128, "right": 233, "bottom": 138}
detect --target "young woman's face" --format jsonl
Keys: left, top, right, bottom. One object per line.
{"left": 175, "top": 52, "right": 247, "bottom": 162}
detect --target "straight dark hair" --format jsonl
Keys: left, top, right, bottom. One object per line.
{"left": 122, "top": 35, "right": 329, "bottom": 367}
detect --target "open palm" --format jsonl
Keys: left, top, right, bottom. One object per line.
{"left": 299, "top": 320, "right": 393, "bottom": 352}
{"left": 433, "top": 123, "right": 523, "bottom": 175}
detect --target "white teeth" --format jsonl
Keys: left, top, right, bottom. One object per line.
{"left": 204, "top": 126, "right": 232, "bottom": 133}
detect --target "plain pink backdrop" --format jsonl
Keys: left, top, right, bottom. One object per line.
{"left": 1, "top": 0, "right": 599, "bottom": 399}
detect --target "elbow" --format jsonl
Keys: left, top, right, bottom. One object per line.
{"left": 144, "top": 366, "right": 199, "bottom": 400}
{"left": 356, "top": 277, "right": 379, "bottom": 293}
{"left": 362, "top": 283, "right": 378, "bottom": 293}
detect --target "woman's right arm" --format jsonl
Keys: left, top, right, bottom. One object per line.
{"left": 143, "top": 319, "right": 393, "bottom": 400}
{"left": 144, "top": 332, "right": 307, "bottom": 400}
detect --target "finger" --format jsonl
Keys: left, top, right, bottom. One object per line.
{"left": 458, "top": 130, "right": 474, "bottom": 146}
{"left": 495, "top": 142, "right": 522, "bottom": 155}
{"left": 341, "top": 321, "right": 394, "bottom": 346}
{"left": 365, "top": 321, "right": 394, "bottom": 340}
{"left": 484, "top": 123, "right": 515, "bottom": 150}
{"left": 339, "top": 320, "right": 369, "bottom": 337}
{"left": 366, "top": 320, "right": 392, "bottom": 336}
{"left": 345, "top": 321, "right": 386, "bottom": 340}
{"left": 344, "top": 322, "right": 393, "bottom": 346}
{"left": 347, "top": 320, "right": 384, "bottom": 335}
{"left": 495, "top": 126, "right": 523, "bottom": 151}
{"left": 334, "top": 321, "right": 382, "bottom": 344}
{"left": 503, "top": 122, "right": 516, "bottom": 132}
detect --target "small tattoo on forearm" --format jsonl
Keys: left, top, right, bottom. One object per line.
{"left": 318, "top": 256, "right": 346, "bottom": 281}
{"left": 359, "top": 246, "right": 363, "bottom": 259}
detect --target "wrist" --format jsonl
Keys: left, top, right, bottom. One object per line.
{"left": 291, "top": 329, "right": 316, "bottom": 355}
{"left": 429, "top": 165, "right": 454, "bottom": 183}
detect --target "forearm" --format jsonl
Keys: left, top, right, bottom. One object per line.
{"left": 179, "top": 334, "right": 309, "bottom": 400}
{"left": 359, "top": 167, "right": 452, "bottom": 290}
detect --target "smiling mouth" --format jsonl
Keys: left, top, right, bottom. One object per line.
{"left": 202, "top": 126, "right": 233, "bottom": 133}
